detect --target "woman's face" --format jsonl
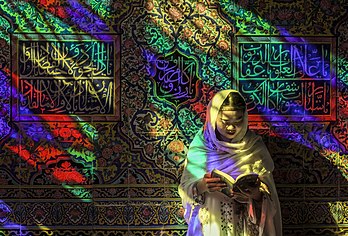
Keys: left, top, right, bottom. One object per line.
{"left": 215, "top": 109, "right": 244, "bottom": 142}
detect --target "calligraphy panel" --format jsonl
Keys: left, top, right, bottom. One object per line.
{"left": 146, "top": 50, "right": 201, "bottom": 107}
{"left": 234, "top": 36, "right": 336, "bottom": 121}
{"left": 11, "top": 34, "right": 120, "bottom": 121}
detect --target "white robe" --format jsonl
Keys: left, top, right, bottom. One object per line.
{"left": 178, "top": 90, "right": 282, "bottom": 236}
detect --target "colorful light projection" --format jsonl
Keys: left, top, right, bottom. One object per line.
{"left": 217, "top": 1, "right": 342, "bottom": 143}
{"left": 0, "top": 0, "right": 347, "bottom": 233}
{"left": 1, "top": 0, "right": 111, "bottom": 36}
{"left": 142, "top": 0, "right": 233, "bottom": 86}
{"left": 12, "top": 34, "right": 118, "bottom": 121}
{"left": 2, "top": 69, "right": 96, "bottom": 188}
{"left": 2, "top": 65, "right": 96, "bottom": 161}
{"left": 0, "top": 0, "right": 119, "bottom": 195}
{"left": 4, "top": 1, "right": 121, "bottom": 122}
{"left": 234, "top": 35, "right": 348, "bottom": 181}
{"left": 0, "top": 0, "right": 118, "bottom": 188}
{"left": 0, "top": 69, "right": 97, "bottom": 236}
{"left": 137, "top": 0, "right": 234, "bottom": 147}
{"left": 143, "top": 5, "right": 348, "bottom": 232}
{"left": 142, "top": 0, "right": 343, "bottom": 145}
{"left": 236, "top": 36, "right": 336, "bottom": 121}
{"left": 0, "top": 1, "right": 107, "bottom": 231}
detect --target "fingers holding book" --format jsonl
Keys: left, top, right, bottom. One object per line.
{"left": 196, "top": 173, "right": 227, "bottom": 194}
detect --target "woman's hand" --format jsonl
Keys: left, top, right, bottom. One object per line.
{"left": 196, "top": 173, "right": 226, "bottom": 194}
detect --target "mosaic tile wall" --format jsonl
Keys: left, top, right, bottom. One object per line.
{"left": 0, "top": 0, "right": 348, "bottom": 235}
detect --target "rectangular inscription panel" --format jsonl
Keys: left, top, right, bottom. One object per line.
{"left": 234, "top": 36, "right": 336, "bottom": 121}
{"left": 12, "top": 34, "right": 120, "bottom": 121}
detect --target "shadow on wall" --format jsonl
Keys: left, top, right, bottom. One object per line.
{"left": 262, "top": 131, "right": 346, "bottom": 236}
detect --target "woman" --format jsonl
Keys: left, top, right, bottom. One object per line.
{"left": 178, "top": 90, "right": 282, "bottom": 236}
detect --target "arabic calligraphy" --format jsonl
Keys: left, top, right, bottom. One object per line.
{"left": 240, "top": 43, "right": 331, "bottom": 79}
{"left": 237, "top": 39, "right": 335, "bottom": 120}
{"left": 15, "top": 38, "right": 117, "bottom": 117}
{"left": 19, "top": 40, "right": 114, "bottom": 79}
{"left": 150, "top": 50, "right": 199, "bottom": 106}
{"left": 241, "top": 80, "right": 330, "bottom": 116}
{"left": 20, "top": 79, "right": 114, "bottom": 115}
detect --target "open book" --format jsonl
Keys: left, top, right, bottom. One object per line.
{"left": 211, "top": 169, "right": 260, "bottom": 197}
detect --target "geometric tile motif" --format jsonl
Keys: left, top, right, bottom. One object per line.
{"left": 137, "top": 203, "right": 155, "bottom": 225}
{"left": 102, "top": 205, "right": 120, "bottom": 224}
{"left": 66, "top": 204, "right": 85, "bottom": 225}
{"left": 30, "top": 204, "right": 49, "bottom": 225}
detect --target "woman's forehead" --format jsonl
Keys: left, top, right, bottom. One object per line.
{"left": 218, "top": 110, "right": 244, "bottom": 119}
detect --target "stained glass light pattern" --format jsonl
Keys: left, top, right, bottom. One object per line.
{"left": 0, "top": 0, "right": 348, "bottom": 234}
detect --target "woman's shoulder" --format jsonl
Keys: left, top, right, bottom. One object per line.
{"left": 189, "top": 128, "right": 217, "bottom": 151}
{"left": 245, "top": 129, "right": 264, "bottom": 143}
{"left": 246, "top": 130, "right": 275, "bottom": 168}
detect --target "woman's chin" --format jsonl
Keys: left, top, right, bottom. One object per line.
{"left": 221, "top": 133, "right": 237, "bottom": 141}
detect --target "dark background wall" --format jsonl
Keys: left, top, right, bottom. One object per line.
{"left": 0, "top": 0, "right": 348, "bottom": 235}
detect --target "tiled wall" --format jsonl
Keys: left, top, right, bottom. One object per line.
{"left": 0, "top": 0, "right": 348, "bottom": 235}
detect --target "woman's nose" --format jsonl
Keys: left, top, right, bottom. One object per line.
{"left": 226, "top": 124, "right": 235, "bottom": 130}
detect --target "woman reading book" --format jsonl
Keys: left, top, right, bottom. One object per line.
{"left": 178, "top": 90, "right": 282, "bottom": 236}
